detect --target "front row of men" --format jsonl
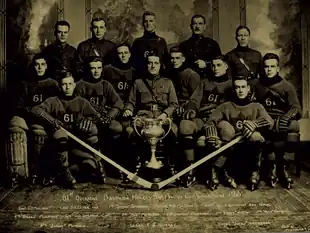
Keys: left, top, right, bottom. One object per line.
{"left": 7, "top": 47, "right": 301, "bottom": 191}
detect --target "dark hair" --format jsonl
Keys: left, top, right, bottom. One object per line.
{"left": 169, "top": 46, "right": 183, "bottom": 55}
{"left": 142, "top": 11, "right": 156, "bottom": 22}
{"left": 211, "top": 54, "right": 227, "bottom": 63}
{"left": 191, "top": 14, "right": 206, "bottom": 24}
{"left": 32, "top": 53, "right": 47, "bottom": 65}
{"left": 233, "top": 75, "right": 248, "bottom": 84}
{"left": 86, "top": 56, "right": 103, "bottom": 65}
{"left": 116, "top": 42, "right": 132, "bottom": 51}
{"left": 146, "top": 50, "right": 161, "bottom": 62}
{"left": 91, "top": 17, "right": 106, "bottom": 27}
{"left": 263, "top": 53, "right": 280, "bottom": 64}
{"left": 54, "top": 20, "right": 70, "bottom": 32}
{"left": 58, "top": 71, "right": 74, "bottom": 82}
{"left": 235, "top": 25, "right": 251, "bottom": 36}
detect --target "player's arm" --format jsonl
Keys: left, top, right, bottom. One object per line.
{"left": 188, "top": 81, "right": 203, "bottom": 112}
{"left": 123, "top": 80, "right": 138, "bottom": 117}
{"left": 75, "top": 43, "right": 86, "bottom": 77}
{"left": 285, "top": 84, "right": 302, "bottom": 120}
{"left": 105, "top": 81, "right": 124, "bottom": 118}
{"left": 164, "top": 80, "right": 179, "bottom": 117}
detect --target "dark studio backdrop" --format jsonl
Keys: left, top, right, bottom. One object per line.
{"left": 0, "top": 0, "right": 309, "bottom": 182}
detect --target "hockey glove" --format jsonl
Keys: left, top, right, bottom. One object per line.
{"left": 53, "top": 119, "right": 64, "bottom": 131}
{"left": 183, "top": 109, "right": 196, "bottom": 120}
{"left": 100, "top": 115, "right": 112, "bottom": 125}
{"left": 207, "top": 136, "right": 221, "bottom": 149}
{"left": 277, "top": 115, "right": 290, "bottom": 132}
{"left": 175, "top": 106, "right": 185, "bottom": 117}
{"left": 242, "top": 120, "right": 258, "bottom": 138}
{"left": 79, "top": 118, "right": 93, "bottom": 133}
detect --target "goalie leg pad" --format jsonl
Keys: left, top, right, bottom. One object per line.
{"left": 287, "top": 120, "right": 300, "bottom": 133}
{"left": 9, "top": 116, "right": 29, "bottom": 131}
{"left": 31, "top": 125, "right": 48, "bottom": 177}
{"left": 53, "top": 129, "right": 68, "bottom": 141}
{"left": 217, "top": 120, "right": 235, "bottom": 142}
{"left": 7, "top": 126, "right": 29, "bottom": 179}
{"left": 179, "top": 120, "right": 197, "bottom": 136}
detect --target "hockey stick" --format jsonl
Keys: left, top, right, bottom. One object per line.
{"left": 61, "top": 127, "right": 153, "bottom": 189}
{"left": 152, "top": 135, "right": 243, "bottom": 190}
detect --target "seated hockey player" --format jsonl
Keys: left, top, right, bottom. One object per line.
{"left": 7, "top": 53, "right": 60, "bottom": 184}
{"left": 31, "top": 71, "right": 106, "bottom": 189}
{"left": 204, "top": 76, "right": 274, "bottom": 191}
{"left": 252, "top": 53, "right": 302, "bottom": 189}
{"left": 123, "top": 50, "right": 179, "bottom": 179}
{"left": 168, "top": 46, "right": 200, "bottom": 187}
{"left": 75, "top": 56, "right": 124, "bottom": 179}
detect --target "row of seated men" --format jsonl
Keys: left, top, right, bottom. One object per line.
{"left": 7, "top": 42, "right": 301, "bottom": 192}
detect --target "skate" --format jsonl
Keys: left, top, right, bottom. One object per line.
{"left": 249, "top": 171, "right": 260, "bottom": 191}
{"left": 223, "top": 169, "right": 237, "bottom": 189}
{"left": 97, "top": 160, "right": 107, "bottom": 184}
{"left": 268, "top": 164, "right": 278, "bottom": 188}
{"left": 206, "top": 166, "right": 220, "bottom": 191}
{"left": 283, "top": 165, "right": 293, "bottom": 189}
{"left": 183, "top": 169, "right": 196, "bottom": 188}
{"left": 63, "top": 168, "right": 77, "bottom": 189}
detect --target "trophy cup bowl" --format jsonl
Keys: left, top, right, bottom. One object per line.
{"left": 133, "top": 117, "right": 172, "bottom": 170}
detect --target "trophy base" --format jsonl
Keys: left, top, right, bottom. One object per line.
{"left": 145, "top": 161, "right": 163, "bottom": 169}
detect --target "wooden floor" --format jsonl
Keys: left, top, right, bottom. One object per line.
{"left": 1, "top": 168, "right": 310, "bottom": 233}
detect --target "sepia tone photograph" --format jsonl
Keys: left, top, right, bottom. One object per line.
{"left": 0, "top": 0, "right": 310, "bottom": 232}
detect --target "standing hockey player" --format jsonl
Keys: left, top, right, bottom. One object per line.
{"left": 7, "top": 53, "right": 60, "bottom": 184}
{"left": 123, "top": 51, "right": 179, "bottom": 179}
{"left": 75, "top": 56, "right": 124, "bottom": 179}
{"left": 253, "top": 53, "right": 301, "bottom": 189}
{"left": 131, "top": 11, "right": 169, "bottom": 76}
{"left": 31, "top": 71, "right": 106, "bottom": 189}
{"left": 168, "top": 46, "right": 200, "bottom": 187}
{"left": 204, "top": 76, "right": 274, "bottom": 191}
{"left": 179, "top": 15, "right": 221, "bottom": 78}
{"left": 76, "top": 16, "right": 116, "bottom": 79}
{"left": 42, "top": 21, "right": 76, "bottom": 78}
{"left": 225, "top": 26, "right": 262, "bottom": 84}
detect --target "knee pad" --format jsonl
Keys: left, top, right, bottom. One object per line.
{"left": 217, "top": 121, "right": 235, "bottom": 142}
{"left": 86, "top": 135, "right": 99, "bottom": 145}
{"left": 249, "top": 132, "right": 265, "bottom": 143}
{"left": 267, "top": 152, "right": 276, "bottom": 162}
{"left": 9, "top": 116, "right": 29, "bottom": 131}
{"left": 179, "top": 120, "right": 196, "bottom": 136}
{"left": 288, "top": 120, "right": 300, "bottom": 133}
{"left": 109, "top": 120, "right": 123, "bottom": 134}
{"left": 31, "top": 125, "right": 48, "bottom": 145}
{"left": 196, "top": 136, "right": 206, "bottom": 147}
{"left": 53, "top": 129, "right": 68, "bottom": 141}
{"left": 126, "top": 126, "right": 134, "bottom": 137}
{"left": 88, "top": 124, "right": 98, "bottom": 136}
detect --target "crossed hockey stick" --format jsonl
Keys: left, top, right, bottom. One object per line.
{"left": 62, "top": 127, "right": 243, "bottom": 190}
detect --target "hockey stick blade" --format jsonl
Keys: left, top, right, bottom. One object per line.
{"left": 154, "top": 135, "right": 243, "bottom": 190}
{"left": 61, "top": 127, "right": 153, "bottom": 189}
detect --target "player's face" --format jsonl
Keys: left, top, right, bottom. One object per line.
{"left": 170, "top": 52, "right": 185, "bottom": 69}
{"left": 143, "top": 15, "right": 156, "bottom": 33}
{"left": 147, "top": 56, "right": 161, "bottom": 75}
{"left": 117, "top": 46, "right": 131, "bottom": 64}
{"left": 89, "top": 61, "right": 103, "bottom": 79}
{"left": 91, "top": 20, "right": 106, "bottom": 40}
{"left": 191, "top": 17, "right": 206, "bottom": 35}
{"left": 236, "top": 28, "right": 250, "bottom": 47}
{"left": 55, "top": 25, "right": 69, "bottom": 44}
{"left": 34, "top": 58, "right": 47, "bottom": 76}
{"left": 264, "top": 59, "right": 280, "bottom": 78}
{"left": 61, "top": 76, "right": 76, "bottom": 96}
{"left": 212, "top": 59, "right": 228, "bottom": 77}
{"left": 234, "top": 79, "right": 250, "bottom": 99}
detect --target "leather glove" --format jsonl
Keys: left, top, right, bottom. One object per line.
{"left": 183, "top": 109, "right": 196, "bottom": 120}
{"left": 277, "top": 115, "right": 290, "bottom": 132}
{"left": 206, "top": 136, "right": 221, "bottom": 149}
{"left": 100, "top": 115, "right": 112, "bottom": 125}
{"left": 242, "top": 120, "right": 258, "bottom": 138}
{"left": 175, "top": 106, "right": 185, "bottom": 117}
{"left": 53, "top": 119, "right": 63, "bottom": 130}
{"left": 79, "top": 118, "right": 93, "bottom": 133}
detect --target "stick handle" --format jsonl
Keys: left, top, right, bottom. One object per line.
{"left": 156, "top": 135, "right": 243, "bottom": 189}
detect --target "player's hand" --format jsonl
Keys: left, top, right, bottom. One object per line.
{"left": 206, "top": 136, "right": 221, "bottom": 149}
{"left": 183, "top": 109, "right": 196, "bottom": 120}
{"left": 79, "top": 118, "right": 93, "bottom": 133}
{"left": 123, "top": 109, "right": 133, "bottom": 118}
{"left": 100, "top": 115, "right": 112, "bottom": 125}
{"left": 175, "top": 106, "right": 185, "bottom": 116}
{"left": 277, "top": 115, "right": 290, "bottom": 132}
{"left": 242, "top": 120, "right": 257, "bottom": 138}
{"left": 195, "top": 59, "right": 207, "bottom": 69}
{"left": 53, "top": 119, "right": 63, "bottom": 130}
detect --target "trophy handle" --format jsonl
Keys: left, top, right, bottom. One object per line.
{"left": 159, "top": 118, "right": 172, "bottom": 140}
{"left": 133, "top": 117, "right": 143, "bottom": 138}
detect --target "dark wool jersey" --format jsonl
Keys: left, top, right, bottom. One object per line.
{"left": 31, "top": 96, "right": 100, "bottom": 130}
{"left": 16, "top": 77, "right": 60, "bottom": 118}
{"left": 179, "top": 35, "right": 221, "bottom": 76}
{"left": 125, "top": 75, "right": 178, "bottom": 117}
{"left": 75, "top": 79, "right": 123, "bottom": 118}
{"left": 103, "top": 64, "right": 136, "bottom": 101}
{"left": 225, "top": 46, "right": 262, "bottom": 81}
{"left": 170, "top": 67, "right": 200, "bottom": 107}
{"left": 252, "top": 76, "right": 302, "bottom": 119}
{"left": 189, "top": 75, "right": 232, "bottom": 116}
{"left": 131, "top": 32, "right": 169, "bottom": 74}
{"left": 76, "top": 38, "right": 116, "bottom": 75}
{"left": 42, "top": 42, "right": 76, "bottom": 76}
{"left": 208, "top": 101, "right": 274, "bottom": 133}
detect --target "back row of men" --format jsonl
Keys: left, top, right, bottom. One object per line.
{"left": 7, "top": 12, "right": 301, "bottom": 191}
